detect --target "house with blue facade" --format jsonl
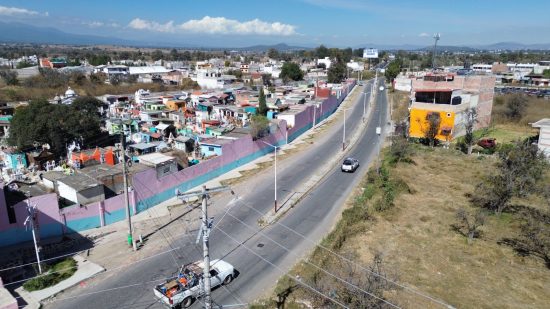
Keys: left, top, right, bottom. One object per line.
{"left": 0, "top": 148, "right": 27, "bottom": 171}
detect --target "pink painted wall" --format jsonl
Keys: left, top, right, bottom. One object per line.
{"left": 0, "top": 80, "right": 356, "bottom": 244}
{"left": 0, "top": 191, "right": 60, "bottom": 232}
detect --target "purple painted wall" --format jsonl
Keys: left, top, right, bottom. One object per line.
{"left": 0, "top": 80, "right": 356, "bottom": 247}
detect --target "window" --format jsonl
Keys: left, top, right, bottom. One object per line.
{"left": 210, "top": 269, "right": 218, "bottom": 276}
{"left": 208, "top": 147, "right": 215, "bottom": 152}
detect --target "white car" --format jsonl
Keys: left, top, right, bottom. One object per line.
{"left": 341, "top": 158, "right": 359, "bottom": 172}
{"left": 154, "top": 259, "right": 235, "bottom": 308}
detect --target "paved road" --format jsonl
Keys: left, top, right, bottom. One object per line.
{"left": 46, "top": 79, "right": 388, "bottom": 309}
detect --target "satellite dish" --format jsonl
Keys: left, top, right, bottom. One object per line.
{"left": 131, "top": 133, "right": 142, "bottom": 143}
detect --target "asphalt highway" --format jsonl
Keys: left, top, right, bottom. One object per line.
{"left": 47, "top": 78, "right": 388, "bottom": 309}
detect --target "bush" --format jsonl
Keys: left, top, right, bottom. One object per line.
{"left": 250, "top": 115, "right": 270, "bottom": 140}
{"left": 23, "top": 258, "right": 77, "bottom": 291}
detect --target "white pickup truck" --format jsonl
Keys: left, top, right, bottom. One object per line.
{"left": 153, "top": 259, "right": 235, "bottom": 308}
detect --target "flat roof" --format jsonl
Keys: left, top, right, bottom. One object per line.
{"left": 532, "top": 118, "right": 550, "bottom": 128}
{"left": 58, "top": 173, "right": 102, "bottom": 191}
{"left": 138, "top": 153, "right": 175, "bottom": 165}
{"left": 129, "top": 143, "right": 157, "bottom": 150}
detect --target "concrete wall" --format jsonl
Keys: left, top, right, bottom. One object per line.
{"left": 0, "top": 80, "right": 355, "bottom": 247}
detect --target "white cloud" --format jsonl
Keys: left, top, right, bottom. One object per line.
{"left": 128, "top": 18, "right": 175, "bottom": 33}
{"left": 128, "top": 16, "right": 297, "bottom": 36}
{"left": 418, "top": 32, "right": 430, "bottom": 37}
{"left": 82, "top": 21, "right": 120, "bottom": 28}
{"left": 0, "top": 5, "right": 41, "bottom": 16}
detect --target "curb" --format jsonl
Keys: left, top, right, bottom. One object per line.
{"left": 261, "top": 82, "right": 378, "bottom": 225}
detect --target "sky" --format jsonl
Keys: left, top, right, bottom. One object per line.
{"left": 0, "top": 0, "right": 549, "bottom": 48}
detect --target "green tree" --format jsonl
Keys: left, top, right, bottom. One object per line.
{"left": 279, "top": 62, "right": 303, "bottom": 82}
{"left": 471, "top": 140, "right": 548, "bottom": 215}
{"left": 505, "top": 94, "right": 527, "bottom": 121}
{"left": 0, "top": 70, "right": 18, "bottom": 85}
{"left": 267, "top": 48, "right": 279, "bottom": 60}
{"left": 8, "top": 99, "right": 102, "bottom": 156}
{"left": 258, "top": 87, "right": 268, "bottom": 116}
{"left": 169, "top": 48, "right": 180, "bottom": 61}
{"left": 250, "top": 115, "right": 270, "bottom": 140}
{"left": 87, "top": 54, "right": 111, "bottom": 66}
{"left": 327, "top": 60, "right": 346, "bottom": 83}
{"left": 151, "top": 49, "right": 164, "bottom": 61}
{"left": 224, "top": 60, "right": 230, "bottom": 67}
{"left": 16, "top": 61, "right": 33, "bottom": 69}
{"left": 315, "top": 45, "right": 330, "bottom": 58}
{"left": 543, "top": 69, "right": 550, "bottom": 78}
{"left": 385, "top": 59, "right": 402, "bottom": 83}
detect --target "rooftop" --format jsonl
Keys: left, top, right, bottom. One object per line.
{"left": 138, "top": 153, "right": 175, "bottom": 166}
{"left": 57, "top": 173, "right": 102, "bottom": 191}
{"left": 532, "top": 118, "right": 550, "bottom": 128}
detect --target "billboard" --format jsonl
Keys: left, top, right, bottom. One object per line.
{"left": 363, "top": 48, "right": 379, "bottom": 59}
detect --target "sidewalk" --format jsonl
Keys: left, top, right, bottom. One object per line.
{"left": 22, "top": 83, "right": 365, "bottom": 308}
{"left": 16, "top": 256, "right": 104, "bottom": 308}
{"left": 262, "top": 83, "right": 376, "bottom": 224}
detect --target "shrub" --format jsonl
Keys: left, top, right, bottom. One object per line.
{"left": 23, "top": 258, "right": 77, "bottom": 291}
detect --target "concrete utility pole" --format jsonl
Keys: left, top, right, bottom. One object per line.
{"left": 261, "top": 141, "right": 278, "bottom": 213}
{"left": 313, "top": 104, "right": 316, "bottom": 128}
{"left": 121, "top": 133, "right": 135, "bottom": 250}
{"left": 23, "top": 196, "right": 42, "bottom": 274}
{"left": 176, "top": 185, "right": 233, "bottom": 309}
{"left": 342, "top": 108, "right": 347, "bottom": 151}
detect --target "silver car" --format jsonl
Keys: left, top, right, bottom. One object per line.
{"left": 341, "top": 157, "right": 359, "bottom": 172}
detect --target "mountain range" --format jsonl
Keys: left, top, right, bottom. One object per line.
{"left": 1, "top": 21, "right": 550, "bottom": 52}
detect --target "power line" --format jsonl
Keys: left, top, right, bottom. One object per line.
{"left": 213, "top": 225, "right": 350, "bottom": 309}
{"left": 219, "top": 205, "right": 401, "bottom": 309}
{"left": 231, "top": 197, "right": 452, "bottom": 308}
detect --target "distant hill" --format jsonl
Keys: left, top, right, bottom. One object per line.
{"left": 0, "top": 21, "right": 143, "bottom": 46}
{"left": 477, "top": 42, "right": 550, "bottom": 50}
{"left": 235, "top": 43, "right": 311, "bottom": 52}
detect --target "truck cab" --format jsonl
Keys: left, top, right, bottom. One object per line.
{"left": 153, "top": 259, "right": 235, "bottom": 308}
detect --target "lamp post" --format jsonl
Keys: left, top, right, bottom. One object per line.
{"left": 342, "top": 108, "right": 351, "bottom": 151}
{"left": 261, "top": 141, "right": 279, "bottom": 213}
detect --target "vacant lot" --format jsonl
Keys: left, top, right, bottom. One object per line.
{"left": 351, "top": 147, "right": 550, "bottom": 308}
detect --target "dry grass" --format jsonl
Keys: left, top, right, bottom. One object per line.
{"left": 389, "top": 90, "right": 410, "bottom": 123}
{"left": 349, "top": 148, "right": 550, "bottom": 309}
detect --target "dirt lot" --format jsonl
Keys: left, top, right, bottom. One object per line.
{"left": 351, "top": 147, "right": 550, "bottom": 309}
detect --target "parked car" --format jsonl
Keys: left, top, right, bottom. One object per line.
{"left": 477, "top": 138, "right": 496, "bottom": 149}
{"left": 341, "top": 157, "right": 359, "bottom": 172}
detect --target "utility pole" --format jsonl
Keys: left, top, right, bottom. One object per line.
{"left": 121, "top": 132, "right": 135, "bottom": 250}
{"left": 176, "top": 185, "right": 233, "bottom": 309}
{"left": 432, "top": 33, "right": 441, "bottom": 70}
{"left": 313, "top": 104, "right": 316, "bottom": 128}
{"left": 23, "top": 196, "right": 42, "bottom": 274}
{"left": 342, "top": 108, "right": 347, "bottom": 151}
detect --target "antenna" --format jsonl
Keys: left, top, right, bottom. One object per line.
{"left": 432, "top": 33, "right": 441, "bottom": 70}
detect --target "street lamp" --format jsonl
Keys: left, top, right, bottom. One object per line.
{"left": 261, "top": 141, "right": 279, "bottom": 213}
{"left": 342, "top": 107, "right": 352, "bottom": 151}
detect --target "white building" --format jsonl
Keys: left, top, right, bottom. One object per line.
{"left": 317, "top": 57, "right": 332, "bottom": 69}
{"left": 194, "top": 69, "right": 235, "bottom": 89}
{"left": 94, "top": 65, "right": 129, "bottom": 77}
{"left": 534, "top": 61, "right": 550, "bottom": 74}
{"left": 346, "top": 60, "right": 364, "bottom": 72}
{"left": 472, "top": 64, "right": 493, "bottom": 73}
{"left": 532, "top": 119, "right": 550, "bottom": 159}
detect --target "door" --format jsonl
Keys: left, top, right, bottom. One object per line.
{"left": 209, "top": 269, "right": 222, "bottom": 287}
